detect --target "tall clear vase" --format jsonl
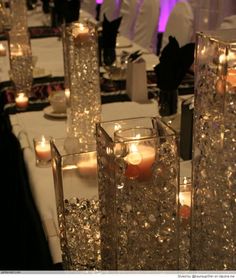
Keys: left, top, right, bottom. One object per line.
{"left": 96, "top": 117, "right": 179, "bottom": 270}
{"left": 65, "top": 22, "right": 101, "bottom": 152}
{"left": 191, "top": 29, "right": 236, "bottom": 270}
{"left": 8, "top": 29, "right": 33, "bottom": 107}
{"left": 10, "top": 0, "right": 28, "bottom": 32}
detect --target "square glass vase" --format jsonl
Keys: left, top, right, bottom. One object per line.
{"left": 51, "top": 138, "right": 101, "bottom": 270}
{"left": 96, "top": 116, "right": 180, "bottom": 270}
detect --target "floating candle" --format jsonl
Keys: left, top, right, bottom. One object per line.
{"left": 73, "top": 23, "right": 90, "bottom": 44}
{"left": 179, "top": 177, "right": 191, "bottom": 219}
{"left": 125, "top": 144, "right": 155, "bottom": 181}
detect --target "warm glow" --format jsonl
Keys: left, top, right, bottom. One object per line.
{"left": 15, "top": 93, "right": 29, "bottom": 108}
{"left": 0, "top": 43, "right": 6, "bottom": 56}
{"left": 179, "top": 191, "right": 191, "bottom": 207}
{"left": 77, "top": 152, "right": 97, "bottom": 177}
{"left": 11, "top": 45, "right": 23, "bottom": 56}
{"left": 65, "top": 88, "right": 70, "bottom": 98}
{"left": 219, "top": 53, "right": 226, "bottom": 64}
{"left": 73, "top": 23, "right": 90, "bottom": 43}
{"left": 114, "top": 123, "right": 122, "bottom": 132}
{"left": 125, "top": 144, "right": 155, "bottom": 180}
{"left": 200, "top": 46, "right": 206, "bottom": 56}
{"left": 226, "top": 68, "right": 236, "bottom": 87}
{"left": 126, "top": 143, "right": 142, "bottom": 165}
{"left": 35, "top": 136, "right": 51, "bottom": 161}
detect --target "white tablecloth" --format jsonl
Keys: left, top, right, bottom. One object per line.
{"left": 10, "top": 100, "right": 191, "bottom": 264}
{"left": 0, "top": 35, "right": 159, "bottom": 83}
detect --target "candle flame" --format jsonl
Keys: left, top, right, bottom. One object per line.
{"left": 219, "top": 54, "right": 226, "bottom": 64}
{"left": 126, "top": 143, "right": 142, "bottom": 165}
{"left": 114, "top": 123, "right": 121, "bottom": 132}
{"left": 65, "top": 88, "right": 70, "bottom": 98}
{"left": 200, "top": 46, "right": 206, "bottom": 56}
{"left": 15, "top": 92, "right": 28, "bottom": 101}
{"left": 130, "top": 143, "right": 138, "bottom": 153}
{"left": 41, "top": 135, "right": 46, "bottom": 146}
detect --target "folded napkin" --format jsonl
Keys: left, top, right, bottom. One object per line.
{"left": 155, "top": 36, "right": 195, "bottom": 90}
{"left": 102, "top": 14, "right": 122, "bottom": 66}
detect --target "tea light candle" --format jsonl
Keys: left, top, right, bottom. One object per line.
{"left": 125, "top": 144, "right": 155, "bottom": 180}
{"left": 77, "top": 152, "right": 97, "bottom": 177}
{"left": 73, "top": 23, "right": 90, "bottom": 44}
{"left": 35, "top": 136, "right": 51, "bottom": 161}
{"left": 0, "top": 43, "right": 6, "bottom": 56}
{"left": 15, "top": 92, "right": 29, "bottom": 109}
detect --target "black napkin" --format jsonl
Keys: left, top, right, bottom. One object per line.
{"left": 102, "top": 14, "right": 122, "bottom": 66}
{"left": 155, "top": 36, "right": 195, "bottom": 90}
{"left": 52, "top": 0, "right": 80, "bottom": 27}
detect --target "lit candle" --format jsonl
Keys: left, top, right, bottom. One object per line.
{"left": 0, "top": 43, "right": 6, "bottom": 56}
{"left": 65, "top": 88, "right": 70, "bottom": 106}
{"left": 77, "top": 152, "right": 97, "bottom": 178}
{"left": 35, "top": 136, "right": 51, "bottom": 161}
{"left": 226, "top": 68, "right": 236, "bottom": 87}
{"left": 11, "top": 46, "right": 23, "bottom": 57}
{"left": 125, "top": 144, "right": 155, "bottom": 181}
{"left": 73, "top": 23, "right": 90, "bottom": 44}
{"left": 65, "top": 88, "right": 70, "bottom": 99}
{"left": 15, "top": 92, "right": 29, "bottom": 109}
{"left": 179, "top": 177, "right": 191, "bottom": 219}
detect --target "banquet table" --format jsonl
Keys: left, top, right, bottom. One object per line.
{"left": 1, "top": 7, "right": 192, "bottom": 267}
{"left": 9, "top": 100, "right": 191, "bottom": 265}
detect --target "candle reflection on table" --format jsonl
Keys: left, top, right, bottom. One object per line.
{"left": 77, "top": 151, "right": 97, "bottom": 178}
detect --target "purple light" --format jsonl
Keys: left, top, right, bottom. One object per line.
{"left": 96, "top": 0, "right": 103, "bottom": 4}
{"left": 158, "top": 0, "right": 180, "bottom": 32}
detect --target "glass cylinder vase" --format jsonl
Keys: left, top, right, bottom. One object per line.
{"left": 10, "top": 0, "right": 28, "bottom": 32}
{"left": 191, "top": 29, "right": 236, "bottom": 270}
{"left": 96, "top": 116, "right": 179, "bottom": 270}
{"left": 65, "top": 21, "right": 101, "bottom": 152}
{"left": 8, "top": 29, "right": 33, "bottom": 103}
{"left": 51, "top": 138, "right": 101, "bottom": 270}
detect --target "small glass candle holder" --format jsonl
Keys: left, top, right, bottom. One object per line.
{"left": 15, "top": 91, "right": 29, "bottom": 111}
{"left": 33, "top": 135, "right": 52, "bottom": 167}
